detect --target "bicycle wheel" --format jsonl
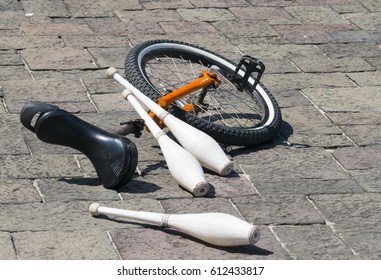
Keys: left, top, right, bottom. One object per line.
{"left": 125, "top": 39, "right": 282, "bottom": 146}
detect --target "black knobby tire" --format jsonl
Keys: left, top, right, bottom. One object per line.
{"left": 124, "top": 39, "right": 282, "bottom": 146}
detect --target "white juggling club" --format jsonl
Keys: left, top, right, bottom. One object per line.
{"left": 122, "top": 89, "right": 209, "bottom": 197}
{"left": 89, "top": 203, "right": 260, "bottom": 247}
{"left": 107, "top": 67, "right": 233, "bottom": 176}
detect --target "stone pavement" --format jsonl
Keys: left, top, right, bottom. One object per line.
{"left": 1, "top": 0, "right": 381, "bottom": 260}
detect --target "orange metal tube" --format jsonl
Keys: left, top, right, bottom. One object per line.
{"left": 157, "top": 70, "right": 218, "bottom": 109}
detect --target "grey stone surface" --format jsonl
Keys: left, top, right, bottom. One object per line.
{"left": 280, "top": 106, "right": 352, "bottom": 148}
{"left": 0, "top": 154, "right": 82, "bottom": 179}
{"left": 231, "top": 195, "right": 325, "bottom": 225}
{"left": 334, "top": 146, "right": 381, "bottom": 170}
{"left": 0, "top": 115, "right": 29, "bottom": 155}
{"left": 0, "top": 179, "right": 41, "bottom": 204}
{"left": 272, "top": 224, "right": 355, "bottom": 259}
{"left": 0, "top": 199, "right": 162, "bottom": 232}
{"left": 302, "top": 87, "right": 381, "bottom": 112}
{"left": 310, "top": 194, "right": 381, "bottom": 258}
{"left": 1, "top": 0, "right": 381, "bottom": 261}
{"left": 234, "top": 147, "right": 350, "bottom": 182}
{"left": 2, "top": 78, "right": 90, "bottom": 113}
{"left": 37, "top": 178, "right": 120, "bottom": 203}
{"left": 13, "top": 230, "right": 119, "bottom": 260}
{"left": 254, "top": 179, "right": 364, "bottom": 196}
{"left": 0, "top": 232, "right": 16, "bottom": 260}
{"left": 349, "top": 168, "right": 381, "bottom": 193}
{"left": 21, "top": 47, "right": 98, "bottom": 70}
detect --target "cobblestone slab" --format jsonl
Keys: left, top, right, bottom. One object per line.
{"left": 310, "top": 194, "right": 381, "bottom": 258}
{"left": 213, "top": 20, "right": 278, "bottom": 38}
{"left": 333, "top": 146, "right": 381, "bottom": 170}
{"left": 280, "top": 106, "right": 352, "bottom": 148}
{"left": 127, "top": 33, "right": 238, "bottom": 53}
{"left": 328, "top": 30, "right": 380, "bottom": 43}
{"left": 191, "top": 0, "right": 250, "bottom": 8}
{"left": 0, "top": 154, "right": 82, "bottom": 179}
{"left": 233, "top": 147, "right": 349, "bottom": 181}
{"left": 30, "top": 69, "right": 108, "bottom": 80}
{"left": 92, "top": 94, "right": 134, "bottom": 113}
{"left": 65, "top": 0, "right": 141, "bottom": 18}
{"left": 318, "top": 43, "right": 381, "bottom": 59}
{"left": 280, "top": 30, "right": 334, "bottom": 44}
{"left": 365, "top": 57, "right": 381, "bottom": 70}
{"left": 262, "top": 73, "right": 354, "bottom": 91}
{"left": 285, "top": 6, "right": 352, "bottom": 25}
{"left": 0, "top": 179, "right": 41, "bottom": 204}
{"left": 177, "top": 8, "right": 235, "bottom": 22}
{"left": 204, "top": 172, "right": 259, "bottom": 198}
{"left": 161, "top": 197, "right": 242, "bottom": 218}
{"left": 347, "top": 72, "right": 381, "bottom": 87}
{"left": 272, "top": 224, "right": 355, "bottom": 259}
{"left": 344, "top": 12, "right": 381, "bottom": 30}
{"left": 230, "top": 6, "right": 297, "bottom": 24}
{"left": 115, "top": 9, "right": 181, "bottom": 23}
{"left": 231, "top": 195, "right": 325, "bottom": 225}
{"left": 260, "top": 58, "right": 300, "bottom": 74}
{"left": 349, "top": 168, "right": 381, "bottom": 193}
{"left": 0, "top": 50, "right": 23, "bottom": 66}
{"left": 37, "top": 178, "right": 120, "bottom": 203}
{"left": 301, "top": 87, "right": 381, "bottom": 112}
{"left": 82, "top": 78, "right": 125, "bottom": 95}
{"left": 0, "top": 115, "right": 30, "bottom": 155}
{"left": 22, "top": 23, "right": 93, "bottom": 36}
{"left": 0, "top": 232, "right": 16, "bottom": 260}
{"left": 1, "top": 79, "right": 90, "bottom": 113}
{"left": 291, "top": 57, "right": 375, "bottom": 73}
{"left": 62, "top": 36, "right": 130, "bottom": 49}
{"left": 0, "top": 25, "right": 22, "bottom": 37}
{"left": 143, "top": 0, "right": 194, "bottom": 9}
{"left": 0, "top": 66, "right": 31, "bottom": 81}
{"left": 22, "top": 0, "right": 70, "bottom": 18}
{"left": 237, "top": 43, "right": 325, "bottom": 60}
{"left": 78, "top": 18, "right": 165, "bottom": 36}
{"left": 159, "top": 21, "right": 216, "bottom": 34}
{"left": 0, "top": 11, "right": 25, "bottom": 24}
{"left": 21, "top": 47, "right": 98, "bottom": 70}
{"left": 273, "top": 89, "right": 312, "bottom": 108}
{"left": 340, "top": 124, "right": 381, "bottom": 146}
{"left": 12, "top": 230, "right": 119, "bottom": 260}
{"left": 87, "top": 47, "right": 129, "bottom": 68}
{"left": 111, "top": 226, "right": 290, "bottom": 260}
{"left": 0, "top": 36, "right": 62, "bottom": 49}
{"left": 0, "top": 0, "right": 22, "bottom": 11}
{"left": 253, "top": 179, "right": 363, "bottom": 196}
{"left": 361, "top": 0, "right": 381, "bottom": 11}
{"left": 248, "top": 0, "right": 299, "bottom": 6}
{"left": 327, "top": 112, "right": 381, "bottom": 125}
{"left": 0, "top": 199, "right": 162, "bottom": 232}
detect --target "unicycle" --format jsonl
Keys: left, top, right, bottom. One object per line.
{"left": 123, "top": 39, "right": 282, "bottom": 146}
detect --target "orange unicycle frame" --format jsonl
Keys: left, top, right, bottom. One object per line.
{"left": 148, "top": 70, "right": 220, "bottom": 127}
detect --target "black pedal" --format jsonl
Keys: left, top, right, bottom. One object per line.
{"left": 20, "top": 101, "right": 138, "bottom": 189}
{"left": 231, "top": 55, "right": 265, "bottom": 91}
{"left": 117, "top": 119, "right": 145, "bottom": 138}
